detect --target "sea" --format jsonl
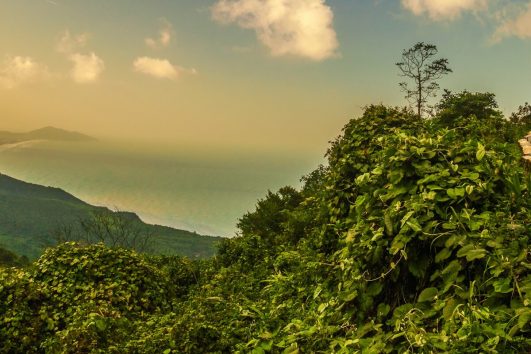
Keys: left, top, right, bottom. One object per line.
{"left": 0, "top": 140, "right": 321, "bottom": 236}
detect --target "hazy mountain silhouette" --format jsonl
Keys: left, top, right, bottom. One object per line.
{"left": 0, "top": 126, "right": 96, "bottom": 145}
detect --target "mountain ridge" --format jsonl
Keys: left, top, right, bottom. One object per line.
{"left": 0, "top": 126, "right": 95, "bottom": 145}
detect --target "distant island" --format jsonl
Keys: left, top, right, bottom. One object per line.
{"left": 0, "top": 126, "right": 96, "bottom": 145}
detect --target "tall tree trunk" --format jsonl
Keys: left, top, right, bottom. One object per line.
{"left": 417, "top": 77, "right": 422, "bottom": 118}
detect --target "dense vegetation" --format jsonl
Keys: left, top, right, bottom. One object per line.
{"left": 0, "top": 174, "right": 220, "bottom": 259}
{"left": 1, "top": 92, "right": 530, "bottom": 353}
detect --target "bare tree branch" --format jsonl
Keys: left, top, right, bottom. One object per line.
{"left": 54, "top": 209, "right": 153, "bottom": 253}
{"left": 396, "top": 42, "right": 452, "bottom": 118}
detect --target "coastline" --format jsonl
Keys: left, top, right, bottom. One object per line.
{"left": 0, "top": 139, "right": 45, "bottom": 152}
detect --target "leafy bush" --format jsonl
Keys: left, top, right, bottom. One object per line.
{"left": 0, "top": 243, "right": 174, "bottom": 353}
{"left": 0, "top": 267, "right": 46, "bottom": 353}
{"left": 319, "top": 123, "right": 531, "bottom": 352}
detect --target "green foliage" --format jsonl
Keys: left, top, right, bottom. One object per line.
{"left": 237, "top": 186, "right": 304, "bottom": 246}
{"left": 433, "top": 90, "right": 518, "bottom": 146}
{"left": 0, "top": 243, "right": 175, "bottom": 353}
{"left": 33, "top": 242, "right": 173, "bottom": 315}
{"left": 320, "top": 122, "right": 530, "bottom": 352}
{"left": 147, "top": 255, "right": 201, "bottom": 297}
{"left": 510, "top": 102, "right": 531, "bottom": 128}
{"left": 0, "top": 267, "right": 45, "bottom": 353}
{"left": 1, "top": 98, "right": 530, "bottom": 353}
{"left": 322, "top": 104, "right": 423, "bottom": 252}
{"left": 436, "top": 90, "right": 501, "bottom": 124}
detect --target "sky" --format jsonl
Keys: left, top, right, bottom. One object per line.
{"left": 1, "top": 0, "right": 530, "bottom": 155}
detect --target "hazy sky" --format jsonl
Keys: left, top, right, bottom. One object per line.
{"left": 1, "top": 0, "right": 530, "bottom": 154}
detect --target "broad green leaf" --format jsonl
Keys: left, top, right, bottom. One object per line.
{"left": 261, "top": 341, "right": 273, "bottom": 351}
{"left": 476, "top": 142, "right": 485, "bottom": 161}
{"left": 517, "top": 309, "right": 531, "bottom": 329}
{"left": 435, "top": 248, "right": 451, "bottom": 263}
{"left": 447, "top": 188, "right": 465, "bottom": 199}
{"left": 95, "top": 319, "right": 106, "bottom": 332}
{"left": 384, "top": 212, "right": 394, "bottom": 236}
{"left": 443, "top": 299, "right": 460, "bottom": 320}
{"left": 376, "top": 303, "right": 391, "bottom": 317}
{"left": 493, "top": 278, "right": 513, "bottom": 293}
{"left": 457, "top": 245, "right": 486, "bottom": 261}
{"left": 401, "top": 211, "right": 414, "bottom": 227}
{"left": 441, "top": 260, "right": 461, "bottom": 275}
{"left": 313, "top": 286, "right": 322, "bottom": 299}
{"left": 406, "top": 219, "right": 422, "bottom": 233}
{"left": 418, "top": 287, "right": 438, "bottom": 302}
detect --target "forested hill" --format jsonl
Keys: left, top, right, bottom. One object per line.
{"left": 0, "top": 173, "right": 88, "bottom": 204}
{"left": 0, "top": 173, "right": 220, "bottom": 259}
{"left": 0, "top": 126, "right": 95, "bottom": 145}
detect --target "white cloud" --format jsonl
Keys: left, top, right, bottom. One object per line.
{"left": 400, "top": 0, "right": 531, "bottom": 43}
{"left": 133, "top": 57, "right": 183, "bottom": 79}
{"left": 145, "top": 19, "right": 173, "bottom": 49}
{"left": 211, "top": 0, "right": 339, "bottom": 61}
{"left": 401, "top": 0, "right": 487, "bottom": 21}
{"left": 56, "top": 30, "right": 105, "bottom": 83}
{"left": 0, "top": 56, "right": 50, "bottom": 89}
{"left": 56, "top": 30, "right": 89, "bottom": 54}
{"left": 68, "top": 53, "right": 105, "bottom": 83}
{"left": 492, "top": 2, "right": 531, "bottom": 41}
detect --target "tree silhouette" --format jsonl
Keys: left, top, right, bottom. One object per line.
{"left": 396, "top": 42, "right": 452, "bottom": 118}
{"left": 53, "top": 209, "right": 153, "bottom": 253}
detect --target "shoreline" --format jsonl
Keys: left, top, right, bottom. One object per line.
{"left": 0, "top": 139, "right": 45, "bottom": 151}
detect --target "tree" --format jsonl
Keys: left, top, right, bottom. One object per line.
{"left": 236, "top": 186, "right": 303, "bottom": 245}
{"left": 510, "top": 102, "right": 531, "bottom": 126}
{"left": 433, "top": 90, "right": 509, "bottom": 143}
{"left": 435, "top": 90, "right": 501, "bottom": 126}
{"left": 53, "top": 209, "right": 153, "bottom": 253}
{"left": 396, "top": 42, "right": 452, "bottom": 118}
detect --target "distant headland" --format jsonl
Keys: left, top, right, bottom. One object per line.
{"left": 0, "top": 126, "right": 96, "bottom": 145}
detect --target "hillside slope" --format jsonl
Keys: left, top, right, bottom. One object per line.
{"left": 0, "top": 173, "right": 220, "bottom": 259}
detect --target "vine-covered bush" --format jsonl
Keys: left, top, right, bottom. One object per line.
{"left": 319, "top": 124, "right": 531, "bottom": 352}
{"left": 0, "top": 243, "right": 175, "bottom": 353}
{"left": 0, "top": 267, "right": 46, "bottom": 352}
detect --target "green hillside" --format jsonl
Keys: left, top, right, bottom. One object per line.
{"left": 0, "top": 173, "right": 220, "bottom": 259}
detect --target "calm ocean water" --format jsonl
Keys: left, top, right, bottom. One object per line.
{"left": 0, "top": 140, "right": 320, "bottom": 236}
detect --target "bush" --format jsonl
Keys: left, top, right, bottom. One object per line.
{"left": 0, "top": 242, "right": 175, "bottom": 352}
